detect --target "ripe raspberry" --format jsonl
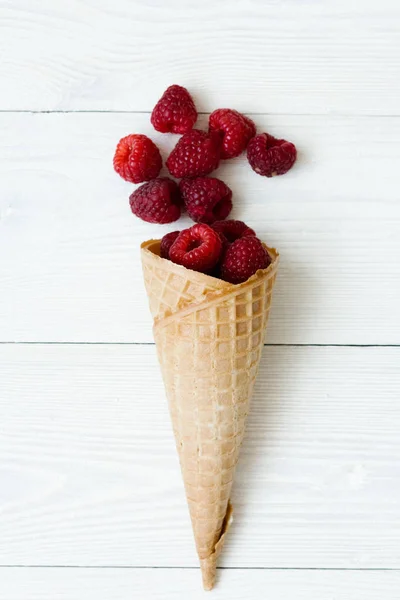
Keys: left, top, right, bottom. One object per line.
{"left": 247, "top": 133, "right": 297, "bottom": 177}
{"left": 169, "top": 224, "right": 222, "bottom": 273}
{"left": 166, "top": 129, "right": 221, "bottom": 178}
{"left": 209, "top": 109, "right": 256, "bottom": 159}
{"left": 114, "top": 134, "right": 162, "bottom": 183}
{"left": 211, "top": 220, "right": 256, "bottom": 244}
{"left": 160, "top": 230, "right": 180, "bottom": 259}
{"left": 179, "top": 177, "right": 232, "bottom": 224}
{"left": 129, "top": 178, "right": 182, "bottom": 224}
{"left": 221, "top": 236, "right": 271, "bottom": 284}
{"left": 151, "top": 85, "right": 197, "bottom": 134}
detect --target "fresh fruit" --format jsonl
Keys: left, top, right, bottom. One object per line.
{"left": 169, "top": 224, "right": 222, "bottom": 273}
{"left": 160, "top": 230, "right": 180, "bottom": 259}
{"left": 129, "top": 178, "right": 182, "bottom": 224}
{"left": 179, "top": 177, "right": 232, "bottom": 224}
{"left": 247, "top": 133, "right": 297, "bottom": 177}
{"left": 211, "top": 219, "right": 256, "bottom": 244}
{"left": 151, "top": 85, "right": 197, "bottom": 134}
{"left": 166, "top": 129, "right": 222, "bottom": 178}
{"left": 114, "top": 134, "right": 162, "bottom": 183}
{"left": 209, "top": 108, "right": 256, "bottom": 159}
{"left": 221, "top": 236, "right": 271, "bottom": 284}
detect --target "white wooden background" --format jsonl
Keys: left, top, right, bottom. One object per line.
{"left": 1, "top": 1, "right": 400, "bottom": 598}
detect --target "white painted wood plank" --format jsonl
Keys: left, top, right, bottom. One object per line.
{"left": 0, "top": 344, "right": 399, "bottom": 567}
{"left": 0, "top": 113, "right": 399, "bottom": 344}
{"left": 1, "top": 1, "right": 400, "bottom": 115}
{"left": 1, "top": 567, "right": 399, "bottom": 600}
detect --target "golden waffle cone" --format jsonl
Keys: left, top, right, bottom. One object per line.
{"left": 141, "top": 239, "right": 279, "bottom": 590}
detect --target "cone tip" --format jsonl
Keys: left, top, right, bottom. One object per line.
{"left": 200, "top": 558, "right": 217, "bottom": 591}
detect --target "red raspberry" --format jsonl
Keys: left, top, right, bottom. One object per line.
{"left": 221, "top": 236, "right": 271, "bottom": 284}
{"left": 247, "top": 133, "right": 297, "bottom": 177}
{"left": 169, "top": 224, "right": 222, "bottom": 273}
{"left": 179, "top": 177, "right": 232, "bottom": 224}
{"left": 129, "top": 178, "right": 182, "bottom": 224}
{"left": 151, "top": 85, "right": 197, "bottom": 134}
{"left": 209, "top": 109, "right": 256, "bottom": 159}
{"left": 114, "top": 134, "right": 162, "bottom": 183}
{"left": 211, "top": 220, "right": 256, "bottom": 244}
{"left": 166, "top": 129, "right": 221, "bottom": 178}
{"left": 160, "top": 230, "right": 180, "bottom": 259}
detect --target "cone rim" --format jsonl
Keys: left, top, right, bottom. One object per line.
{"left": 141, "top": 238, "right": 279, "bottom": 289}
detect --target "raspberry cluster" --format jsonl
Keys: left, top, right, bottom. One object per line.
{"left": 163, "top": 221, "right": 271, "bottom": 284}
{"left": 113, "top": 85, "right": 298, "bottom": 281}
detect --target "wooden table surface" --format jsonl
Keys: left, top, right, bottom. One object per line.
{"left": 1, "top": 1, "right": 400, "bottom": 598}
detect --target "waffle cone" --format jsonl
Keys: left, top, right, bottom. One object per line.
{"left": 141, "top": 239, "right": 279, "bottom": 590}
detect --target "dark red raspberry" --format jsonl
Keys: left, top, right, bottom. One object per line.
{"left": 209, "top": 109, "right": 256, "bottom": 159}
{"left": 166, "top": 129, "right": 222, "bottom": 178}
{"left": 160, "top": 230, "right": 180, "bottom": 259}
{"left": 151, "top": 85, "right": 197, "bottom": 134}
{"left": 114, "top": 134, "right": 162, "bottom": 183}
{"left": 129, "top": 178, "right": 182, "bottom": 224}
{"left": 221, "top": 236, "right": 271, "bottom": 284}
{"left": 247, "top": 133, "right": 297, "bottom": 177}
{"left": 211, "top": 220, "right": 256, "bottom": 244}
{"left": 179, "top": 177, "right": 232, "bottom": 224}
{"left": 169, "top": 224, "right": 222, "bottom": 273}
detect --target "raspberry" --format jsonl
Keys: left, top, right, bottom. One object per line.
{"left": 129, "top": 178, "right": 182, "bottom": 224}
{"left": 160, "top": 230, "right": 180, "bottom": 259}
{"left": 114, "top": 134, "right": 162, "bottom": 183}
{"left": 221, "top": 236, "right": 271, "bottom": 284}
{"left": 169, "top": 224, "right": 222, "bottom": 273}
{"left": 209, "top": 109, "right": 256, "bottom": 159}
{"left": 179, "top": 177, "right": 232, "bottom": 224}
{"left": 211, "top": 220, "right": 256, "bottom": 244}
{"left": 247, "top": 133, "right": 297, "bottom": 177}
{"left": 151, "top": 85, "right": 197, "bottom": 134}
{"left": 166, "top": 129, "right": 221, "bottom": 178}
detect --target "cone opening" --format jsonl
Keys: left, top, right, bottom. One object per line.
{"left": 144, "top": 239, "right": 161, "bottom": 257}
{"left": 141, "top": 239, "right": 279, "bottom": 287}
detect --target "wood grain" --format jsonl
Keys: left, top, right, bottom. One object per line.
{"left": 1, "top": 344, "right": 399, "bottom": 568}
{"left": 2, "top": 1, "right": 400, "bottom": 594}
{"left": 1, "top": 113, "right": 399, "bottom": 344}
{"left": 1, "top": 567, "right": 399, "bottom": 599}
{"left": 1, "top": 1, "right": 400, "bottom": 114}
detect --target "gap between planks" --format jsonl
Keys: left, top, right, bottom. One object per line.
{"left": 0, "top": 342, "right": 399, "bottom": 347}
{"left": 1, "top": 110, "right": 400, "bottom": 118}
{"left": 0, "top": 566, "right": 399, "bottom": 571}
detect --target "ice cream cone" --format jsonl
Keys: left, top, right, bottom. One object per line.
{"left": 141, "top": 239, "right": 279, "bottom": 590}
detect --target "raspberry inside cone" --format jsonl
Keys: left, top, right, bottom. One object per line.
{"left": 169, "top": 224, "right": 222, "bottom": 273}
{"left": 160, "top": 230, "right": 180, "bottom": 259}
{"left": 221, "top": 236, "right": 271, "bottom": 284}
{"left": 212, "top": 219, "right": 256, "bottom": 243}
